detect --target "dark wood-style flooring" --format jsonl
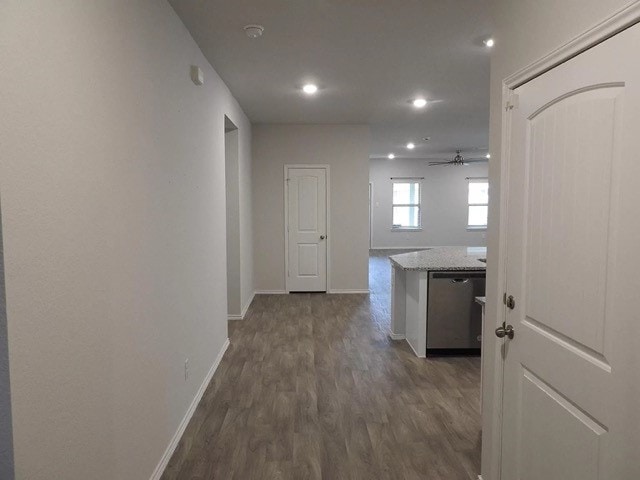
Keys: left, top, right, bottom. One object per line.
{"left": 162, "top": 251, "right": 481, "bottom": 480}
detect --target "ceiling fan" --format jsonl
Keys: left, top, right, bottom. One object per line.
{"left": 428, "top": 150, "right": 488, "bottom": 166}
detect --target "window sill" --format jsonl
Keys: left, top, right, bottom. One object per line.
{"left": 391, "top": 227, "right": 423, "bottom": 232}
{"left": 467, "top": 226, "right": 487, "bottom": 231}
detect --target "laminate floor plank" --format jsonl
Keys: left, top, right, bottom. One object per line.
{"left": 162, "top": 251, "right": 481, "bottom": 480}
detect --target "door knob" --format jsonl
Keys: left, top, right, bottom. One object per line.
{"left": 495, "top": 324, "right": 515, "bottom": 339}
{"left": 320, "top": 235, "right": 326, "bottom": 240}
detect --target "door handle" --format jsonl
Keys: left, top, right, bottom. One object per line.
{"left": 495, "top": 323, "right": 515, "bottom": 340}
{"left": 320, "top": 235, "right": 326, "bottom": 240}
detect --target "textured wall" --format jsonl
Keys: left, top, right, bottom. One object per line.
{"left": 252, "top": 124, "right": 370, "bottom": 293}
{"left": 369, "top": 158, "right": 488, "bottom": 248}
{"left": 0, "top": 1, "right": 252, "bottom": 478}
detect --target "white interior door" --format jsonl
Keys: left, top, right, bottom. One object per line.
{"left": 286, "top": 167, "right": 327, "bottom": 292}
{"left": 501, "top": 24, "right": 640, "bottom": 479}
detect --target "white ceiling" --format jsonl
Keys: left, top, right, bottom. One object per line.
{"left": 168, "top": 0, "right": 492, "bottom": 160}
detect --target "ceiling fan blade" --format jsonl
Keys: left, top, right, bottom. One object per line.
{"left": 464, "top": 158, "right": 488, "bottom": 163}
{"left": 428, "top": 161, "right": 453, "bottom": 166}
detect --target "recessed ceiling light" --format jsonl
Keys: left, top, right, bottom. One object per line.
{"left": 412, "top": 98, "right": 428, "bottom": 108}
{"left": 388, "top": 153, "right": 395, "bottom": 159}
{"left": 483, "top": 38, "right": 495, "bottom": 48}
{"left": 486, "top": 153, "right": 491, "bottom": 159}
{"left": 302, "top": 84, "right": 318, "bottom": 95}
{"left": 244, "top": 24, "right": 264, "bottom": 39}
{"left": 406, "top": 143, "right": 415, "bottom": 150}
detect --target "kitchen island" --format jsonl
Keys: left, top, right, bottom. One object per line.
{"left": 389, "top": 247, "right": 487, "bottom": 357}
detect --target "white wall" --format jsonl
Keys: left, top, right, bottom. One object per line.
{"left": 225, "top": 126, "right": 241, "bottom": 316}
{"left": 0, "top": 203, "right": 13, "bottom": 480}
{"left": 483, "top": 1, "right": 633, "bottom": 479}
{"left": 253, "top": 125, "right": 370, "bottom": 293}
{"left": 0, "top": 1, "right": 252, "bottom": 479}
{"left": 369, "top": 158, "right": 488, "bottom": 248}
{"left": 238, "top": 127, "right": 254, "bottom": 316}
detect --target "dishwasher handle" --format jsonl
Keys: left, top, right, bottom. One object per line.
{"left": 450, "top": 278, "right": 470, "bottom": 284}
{"left": 431, "top": 271, "right": 485, "bottom": 279}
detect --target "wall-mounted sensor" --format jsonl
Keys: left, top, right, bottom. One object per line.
{"left": 191, "top": 65, "right": 204, "bottom": 86}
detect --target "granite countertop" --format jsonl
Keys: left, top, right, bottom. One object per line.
{"left": 389, "top": 246, "right": 487, "bottom": 272}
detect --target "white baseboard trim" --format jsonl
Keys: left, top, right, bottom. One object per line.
{"left": 372, "top": 246, "right": 487, "bottom": 252}
{"left": 370, "top": 246, "right": 433, "bottom": 250}
{"left": 389, "top": 332, "right": 406, "bottom": 341}
{"left": 407, "top": 338, "right": 425, "bottom": 358}
{"left": 242, "top": 292, "right": 255, "bottom": 317}
{"left": 255, "top": 289, "right": 370, "bottom": 295}
{"left": 150, "top": 338, "right": 230, "bottom": 480}
{"left": 328, "top": 289, "right": 370, "bottom": 294}
{"left": 227, "top": 292, "right": 256, "bottom": 321}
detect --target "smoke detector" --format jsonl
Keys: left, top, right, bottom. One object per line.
{"left": 244, "top": 24, "right": 264, "bottom": 39}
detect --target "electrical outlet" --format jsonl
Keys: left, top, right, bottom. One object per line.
{"left": 184, "top": 358, "right": 189, "bottom": 381}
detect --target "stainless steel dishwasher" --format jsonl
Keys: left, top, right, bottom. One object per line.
{"left": 426, "top": 271, "right": 485, "bottom": 355}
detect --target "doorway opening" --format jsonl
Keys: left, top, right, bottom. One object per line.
{"left": 224, "top": 116, "right": 241, "bottom": 319}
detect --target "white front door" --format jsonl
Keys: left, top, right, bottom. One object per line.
{"left": 501, "top": 24, "right": 640, "bottom": 479}
{"left": 286, "top": 167, "right": 327, "bottom": 292}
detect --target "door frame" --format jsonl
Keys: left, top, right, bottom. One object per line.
{"left": 283, "top": 164, "right": 331, "bottom": 294}
{"left": 369, "top": 182, "right": 373, "bottom": 249}
{"left": 484, "top": 4, "right": 640, "bottom": 479}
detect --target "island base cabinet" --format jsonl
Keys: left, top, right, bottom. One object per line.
{"left": 390, "top": 267, "right": 429, "bottom": 357}
{"left": 404, "top": 271, "right": 429, "bottom": 357}
{"left": 390, "top": 266, "right": 407, "bottom": 340}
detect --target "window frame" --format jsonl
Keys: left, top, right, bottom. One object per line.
{"left": 391, "top": 178, "right": 423, "bottom": 231}
{"left": 467, "top": 177, "right": 489, "bottom": 230}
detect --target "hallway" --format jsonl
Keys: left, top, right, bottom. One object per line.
{"left": 162, "top": 253, "right": 481, "bottom": 480}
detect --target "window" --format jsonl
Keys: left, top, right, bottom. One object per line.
{"left": 392, "top": 180, "right": 421, "bottom": 229}
{"left": 468, "top": 178, "right": 489, "bottom": 228}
